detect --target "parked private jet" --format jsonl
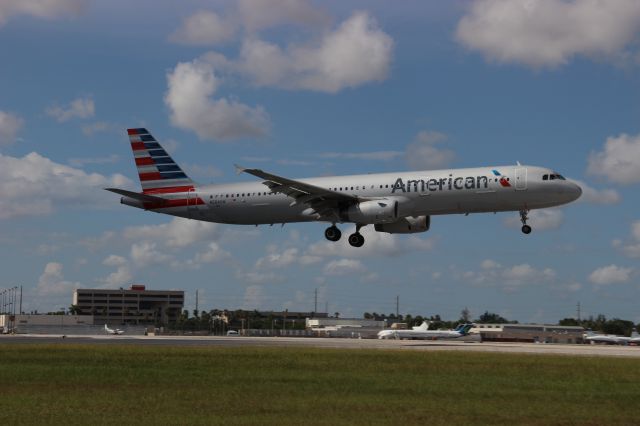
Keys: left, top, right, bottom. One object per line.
{"left": 106, "top": 128, "right": 582, "bottom": 247}
{"left": 377, "top": 322, "right": 474, "bottom": 340}
{"left": 105, "top": 324, "right": 124, "bottom": 335}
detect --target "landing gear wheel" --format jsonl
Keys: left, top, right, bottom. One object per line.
{"left": 519, "top": 209, "right": 532, "bottom": 235}
{"left": 348, "top": 232, "right": 365, "bottom": 247}
{"left": 324, "top": 225, "right": 341, "bottom": 242}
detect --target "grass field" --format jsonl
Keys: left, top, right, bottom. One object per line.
{"left": 1, "top": 344, "right": 639, "bottom": 425}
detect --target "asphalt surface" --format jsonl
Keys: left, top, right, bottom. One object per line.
{"left": 2, "top": 334, "right": 640, "bottom": 357}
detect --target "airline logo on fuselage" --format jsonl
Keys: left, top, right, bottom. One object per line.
{"left": 391, "top": 174, "right": 491, "bottom": 193}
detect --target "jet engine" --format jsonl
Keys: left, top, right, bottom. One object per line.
{"left": 374, "top": 215, "right": 430, "bottom": 234}
{"left": 343, "top": 200, "right": 397, "bottom": 224}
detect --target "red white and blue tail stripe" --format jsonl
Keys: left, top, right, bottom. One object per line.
{"left": 127, "top": 128, "right": 193, "bottom": 194}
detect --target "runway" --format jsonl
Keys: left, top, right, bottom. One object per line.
{"left": 3, "top": 334, "right": 640, "bottom": 357}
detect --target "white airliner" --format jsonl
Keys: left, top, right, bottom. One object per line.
{"left": 584, "top": 329, "right": 640, "bottom": 345}
{"left": 106, "top": 128, "right": 582, "bottom": 246}
{"left": 377, "top": 322, "right": 474, "bottom": 340}
{"left": 105, "top": 324, "right": 124, "bottom": 335}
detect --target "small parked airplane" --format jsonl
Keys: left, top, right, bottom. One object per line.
{"left": 106, "top": 128, "right": 582, "bottom": 247}
{"left": 105, "top": 324, "right": 124, "bottom": 335}
{"left": 377, "top": 322, "right": 474, "bottom": 340}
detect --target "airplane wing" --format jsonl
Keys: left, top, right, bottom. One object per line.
{"left": 236, "top": 165, "right": 362, "bottom": 220}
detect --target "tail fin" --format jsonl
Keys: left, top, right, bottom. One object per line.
{"left": 127, "top": 128, "right": 194, "bottom": 194}
{"left": 460, "top": 324, "right": 474, "bottom": 335}
{"left": 414, "top": 321, "right": 430, "bottom": 331}
{"left": 632, "top": 328, "right": 639, "bottom": 338}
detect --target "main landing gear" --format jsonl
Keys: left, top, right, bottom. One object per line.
{"left": 348, "top": 224, "right": 365, "bottom": 248}
{"left": 519, "top": 209, "right": 532, "bottom": 234}
{"left": 324, "top": 224, "right": 365, "bottom": 247}
{"left": 324, "top": 225, "right": 341, "bottom": 242}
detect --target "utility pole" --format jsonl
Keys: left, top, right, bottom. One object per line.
{"left": 576, "top": 302, "right": 581, "bottom": 321}
{"left": 314, "top": 288, "right": 318, "bottom": 315}
{"left": 19, "top": 285, "right": 22, "bottom": 315}
{"left": 325, "top": 302, "right": 328, "bottom": 315}
{"left": 195, "top": 289, "right": 199, "bottom": 316}
{"left": 396, "top": 295, "right": 399, "bottom": 319}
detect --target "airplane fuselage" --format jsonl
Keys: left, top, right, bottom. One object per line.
{"left": 128, "top": 165, "right": 581, "bottom": 225}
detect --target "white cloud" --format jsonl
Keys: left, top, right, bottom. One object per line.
{"left": 481, "top": 259, "right": 501, "bottom": 270}
{"left": 0, "top": 0, "right": 86, "bottom": 27}
{"left": 45, "top": 97, "right": 94, "bottom": 122}
{"left": 456, "top": 0, "right": 640, "bottom": 68}
{"left": 100, "top": 265, "right": 133, "bottom": 289}
{"left": 460, "top": 260, "right": 556, "bottom": 291}
{"left": 572, "top": 179, "right": 620, "bottom": 204}
{"left": 165, "top": 59, "right": 270, "bottom": 141}
{"left": 124, "top": 218, "right": 220, "bottom": 248}
{"left": 36, "top": 262, "right": 80, "bottom": 296}
{"left": 588, "top": 264, "right": 633, "bottom": 286}
{"left": 0, "top": 152, "right": 131, "bottom": 220}
{"left": 587, "top": 133, "right": 640, "bottom": 184}
{"left": 227, "top": 11, "right": 393, "bottom": 93}
{"left": 503, "top": 208, "right": 564, "bottom": 230}
{"left": 0, "top": 110, "right": 24, "bottom": 147}
{"left": 169, "top": 10, "right": 236, "bottom": 45}
{"left": 130, "top": 242, "right": 171, "bottom": 267}
{"left": 68, "top": 154, "right": 119, "bottom": 168}
{"left": 612, "top": 221, "right": 640, "bottom": 258}
{"left": 503, "top": 264, "right": 556, "bottom": 282}
{"left": 103, "top": 254, "right": 126, "bottom": 267}
{"left": 255, "top": 247, "right": 300, "bottom": 269}
{"left": 194, "top": 242, "right": 230, "bottom": 264}
{"left": 324, "top": 259, "right": 365, "bottom": 276}
{"left": 237, "top": 0, "right": 330, "bottom": 32}
{"left": 406, "top": 131, "right": 455, "bottom": 170}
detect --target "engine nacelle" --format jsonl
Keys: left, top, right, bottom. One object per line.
{"left": 374, "top": 215, "right": 430, "bottom": 234}
{"left": 343, "top": 200, "right": 397, "bottom": 224}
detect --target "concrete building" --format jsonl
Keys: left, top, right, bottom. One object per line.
{"left": 73, "top": 285, "right": 184, "bottom": 325}
{"left": 471, "top": 323, "right": 585, "bottom": 344}
{"left": 306, "top": 317, "right": 386, "bottom": 338}
{"left": 1, "top": 314, "right": 93, "bottom": 334}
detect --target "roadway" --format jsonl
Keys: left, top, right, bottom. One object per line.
{"left": 2, "top": 334, "right": 640, "bottom": 357}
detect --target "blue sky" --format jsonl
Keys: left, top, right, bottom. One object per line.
{"left": 1, "top": 0, "right": 639, "bottom": 323}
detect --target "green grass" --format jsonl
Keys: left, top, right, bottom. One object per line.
{"left": 1, "top": 344, "right": 639, "bottom": 425}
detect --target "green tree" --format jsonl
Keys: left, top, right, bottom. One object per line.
{"left": 476, "top": 311, "right": 509, "bottom": 324}
{"left": 460, "top": 307, "right": 471, "bottom": 323}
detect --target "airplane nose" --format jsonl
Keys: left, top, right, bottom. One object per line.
{"left": 568, "top": 182, "right": 582, "bottom": 201}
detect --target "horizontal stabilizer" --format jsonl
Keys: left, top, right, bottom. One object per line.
{"left": 105, "top": 188, "right": 166, "bottom": 203}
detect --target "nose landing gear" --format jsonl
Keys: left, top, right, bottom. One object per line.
{"left": 520, "top": 210, "right": 532, "bottom": 234}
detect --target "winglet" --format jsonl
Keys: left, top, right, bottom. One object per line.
{"left": 234, "top": 164, "right": 246, "bottom": 175}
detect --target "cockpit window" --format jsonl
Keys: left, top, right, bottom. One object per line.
{"left": 545, "top": 173, "right": 566, "bottom": 181}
